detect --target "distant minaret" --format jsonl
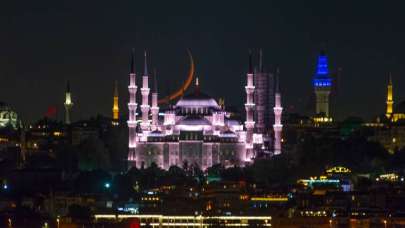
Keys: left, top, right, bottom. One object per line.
{"left": 128, "top": 49, "right": 138, "bottom": 166}
{"left": 151, "top": 69, "right": 159, "bottom": 131}
{"left": 273, "top": 69, "right": 283, "bottom": 155}
{"left": 112, "top": 80, "right": 119, "bottom": 125}
{"left": 386, "top": 73, "right": 393, "bottom": 119}
{"left": 245, "top": 51, "right": 255, "bottom": 161}
{"left": 313, "top": 50, "right": 332, "bottom": 119}
{"left": 64, "top": 81, "right": 73, "bottom": 124}
{"left": 140, "top": 51, "right": 150, "bottom": 131}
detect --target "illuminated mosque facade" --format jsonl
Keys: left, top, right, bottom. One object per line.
{"left": 127, "top": 50, "right": 282, "bottom": 170}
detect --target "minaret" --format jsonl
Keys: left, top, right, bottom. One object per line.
{"left": 151, "top": 69, "right": 159, "bottom": 131}
{"left": 244, "top": 51, "right": 255, "bottom": 162}
{"left": 64, "top": 81, "right": 73, "bottom": 125}
{"left": 273, "top": 68, "right": 283, "bottom": 155}
{"left": 112, "top": 80, "right": 119, "bottom": 125}
{"left": 386, "top": 73, "right": 393, "bottom": 119}
{"left": 140, "top": 51, "right": 150, "bottom": 131}
{"left": 127, "top": 49, "right": 138, "bottom": 166}
{"left": 313, "top": 50, "right": 332, "bottom": 119}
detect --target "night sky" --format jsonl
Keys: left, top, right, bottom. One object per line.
{"left": 1, "top": 1, "right": 405, "bottom": 123}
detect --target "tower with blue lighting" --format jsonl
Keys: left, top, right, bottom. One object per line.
{"left": 313, "top": 50, "right": 332, "bottom": 120}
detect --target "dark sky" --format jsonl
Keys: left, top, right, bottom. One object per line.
{"left": 1, "top": 1, "right": 405, "bottom": 123}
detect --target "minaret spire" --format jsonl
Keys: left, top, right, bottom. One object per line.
{"left": 248, "top": 49, "right": 253, "bottom": 74}
{"left": 64, "top": 80, "right": 73, "bottom": 125}
{"left": 112, "top": 80, "right": 119, "bottom": 125}
{"left": 130, "top": 48, "right": 135, "bottom": 74}
{"left": 275, "top": 67, "right": 280, "bottom": 93}
{"left": 386, "top": 72, "right": 393, "bottom": 119}
{"left": 144, "top": 50, "right": 148, "bottom": 76}
{"left": 153, "top": 68, "right": 158, "bottom": 93}
{"left": 389, "top": 72, "right": 392, "bottom": 85}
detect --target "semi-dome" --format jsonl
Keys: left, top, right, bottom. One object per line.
{"left": 176, "top": 115, "right": 211, "bottom": 126}
{"left": 175, "top": 115, "right": 213, "bottom": 132}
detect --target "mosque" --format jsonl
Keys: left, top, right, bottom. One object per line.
{"left": 385, "top": 75, "right": 405, "bottom": 122}
{"left": 126, "top": 51, "right": 283, "bottom": 170}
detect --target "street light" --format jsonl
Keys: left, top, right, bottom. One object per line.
{"left": 104, "top": 183, "right": 111, "bottom": 189}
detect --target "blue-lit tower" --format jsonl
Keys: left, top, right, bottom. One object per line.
{"left": 313, "top": 50, "right": 332, "bottom": 119}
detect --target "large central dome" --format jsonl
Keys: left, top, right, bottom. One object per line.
{"left": 175, "top": 92, "right": 220, "bottom": 109}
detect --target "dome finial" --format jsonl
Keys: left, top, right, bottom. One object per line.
{"left": 194, "top": 76, "right": 200, "bottom": 95}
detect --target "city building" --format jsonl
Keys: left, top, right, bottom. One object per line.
{"left": 313, "top": 50, "right": 332, "bottom": 123}
{"left": 127, "top": 51, "right": 272, "bottom": 170}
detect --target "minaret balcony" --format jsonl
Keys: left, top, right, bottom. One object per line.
{"left": 245, "top": 86, "right": 255, "bottom": 94}
{"left": 245, "top": 121, "right": 255, "bottom": 128}
{"left": 127, "top": 121, "right": 137, "bottom": 127}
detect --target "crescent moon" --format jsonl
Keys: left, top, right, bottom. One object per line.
{"left": 158, "top": 50, "right": 195, "bottom": 104}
